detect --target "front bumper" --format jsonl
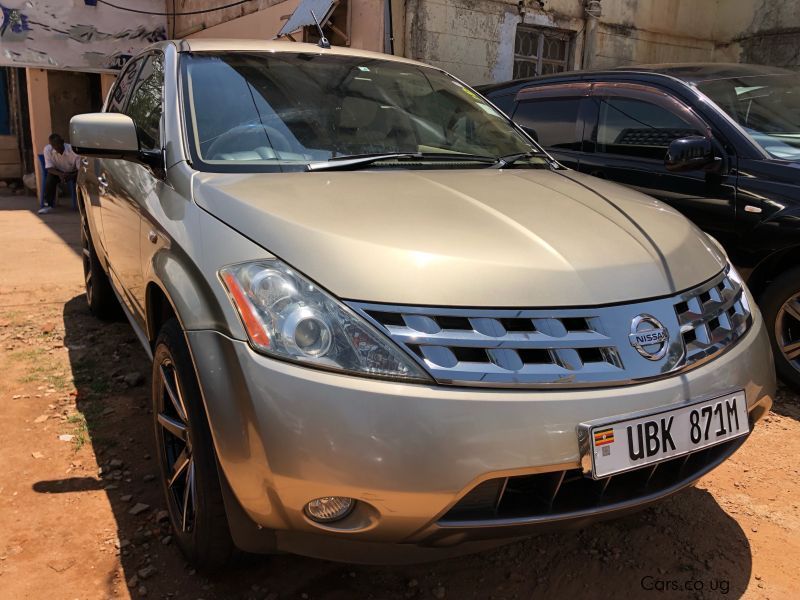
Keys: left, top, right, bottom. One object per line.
{"left": 187, "top": 307, "right": 774, "bottom": 562}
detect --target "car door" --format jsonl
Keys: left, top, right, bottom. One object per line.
{"left": 510, "top": 83, "right": 590, "bottom": 170}
{"left": 578, "top": 83, "right": 739, "bottom": 249}
{"left": 100, "top": 52, "right": 164, "bottom": 327}
{"left": 82, "top": 57, "right": 142, "bottom": 262}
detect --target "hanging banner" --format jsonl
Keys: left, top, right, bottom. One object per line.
{"left": 0, "top": 1, "right": 166, "bottom": 72}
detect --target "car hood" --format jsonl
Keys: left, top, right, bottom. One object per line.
{"left": 193, "top": 168, "right": 726, "bottom": 307}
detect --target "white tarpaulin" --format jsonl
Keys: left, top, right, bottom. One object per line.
{"left": 0, "top": 0, "right": 166, "bottom": 72}
{"left": 277, "top": 0, "right": 335, "bottom": 38}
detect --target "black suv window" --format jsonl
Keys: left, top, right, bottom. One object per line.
{"left": 513, "top": 98, "right": 582, "bottom": 150}
{"left": 596, "top": 97, "right": 701, "bottom": 160}
{"left": 125, "top": 54, "right": 164, "bottom": 152}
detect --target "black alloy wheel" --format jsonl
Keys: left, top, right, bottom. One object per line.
{"left": 761, "top": 267, "right": 800, "bottom": 393}
{"left": 156, "top": 357, "right": 197, "bottom": 532}
{"left": 152, "top": 319, "right": 236, "bottom": 570}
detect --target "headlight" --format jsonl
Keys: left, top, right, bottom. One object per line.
{"left": 219, "top": 260, "right": 431, "bottom": 381}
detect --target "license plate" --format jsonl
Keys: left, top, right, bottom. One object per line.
{"left": 584, "top": 391, "right": 749, "bottom": 479}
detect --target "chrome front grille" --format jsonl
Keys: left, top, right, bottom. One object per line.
{"left": 675, "top": 270, "right": 751, "bottom": 364}
{"left": 348, "top": 268, "right": 751, "bottom": 388}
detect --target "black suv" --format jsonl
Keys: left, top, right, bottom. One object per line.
{"left": 481, "top": 63, "right": 800, "bottom": 390}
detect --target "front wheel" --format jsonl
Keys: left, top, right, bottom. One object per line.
{"left": 152, "top": 319, "right": 236, "bottom": 570}
{"left": 760, "top": 267, "right": 800, "bottom": 392}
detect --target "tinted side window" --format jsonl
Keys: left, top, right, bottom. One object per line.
{"left": 107, "top": 58, "right": 143, "bottom": 113}
{"left": 512, "top": 98, "right": 581, "bottom": 150}
{"left": 596, "top": 97, "right": 701, "bottom": 160}
{"left": 125, "top": 54, "right": 164, "bottom": 151}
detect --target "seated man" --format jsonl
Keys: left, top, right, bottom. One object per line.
{"left": 37, "top": 133, "right": 80, "bottom": 215}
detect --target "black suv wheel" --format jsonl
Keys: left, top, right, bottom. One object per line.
{"left": 760, "top": 268, "right": 800, "bottom": 392}
{"left": 152, "top": 319, "right": 236, "bottom": 570}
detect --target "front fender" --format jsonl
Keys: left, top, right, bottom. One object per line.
{"left": 142, "top": 185, "right": 274, "bottom": 343}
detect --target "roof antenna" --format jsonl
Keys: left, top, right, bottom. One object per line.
{"left": 310, "top": 9, "right": 331, "bottom": 49}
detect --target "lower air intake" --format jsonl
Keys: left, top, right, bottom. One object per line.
{"left": 439, "top": 437, "right": 745, "bottom": 525}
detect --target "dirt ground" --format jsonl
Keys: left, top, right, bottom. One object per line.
{"left": 0, "top": 191, "right": 799, "bottom": 600}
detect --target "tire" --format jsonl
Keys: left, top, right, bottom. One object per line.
{"left": 759, "top": 267, "right": 800, "bottom": 393}
{"left": 152, "top": 319, "right": 236, "bottom": 570}
{"left": 80, "top": 206, "right": 120, "bottom": 320}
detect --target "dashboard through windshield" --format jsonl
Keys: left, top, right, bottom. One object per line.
{"left": 698, "top": 74, "right": 800, "bottom": 161}
{"left": 180, "top": 51, "right": 542, "bottom": 173}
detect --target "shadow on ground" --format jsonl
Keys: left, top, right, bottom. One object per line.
{"left": 31, "top": 294, "right": 754, "bottom": 599}
{"left": 770, "top": 384, "right": 800, "bottom": 421}
{"left": 0, "top": 190, "right": 81, "bottom": 257}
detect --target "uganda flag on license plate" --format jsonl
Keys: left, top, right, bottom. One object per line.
{"left": 594, "top": 427, "right": 615, "bottom": 446}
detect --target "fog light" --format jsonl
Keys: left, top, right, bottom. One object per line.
{"left": 305, "top": 497, "right": 355, "bottom": 523}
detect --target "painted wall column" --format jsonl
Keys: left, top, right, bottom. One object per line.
{"left": 25, "top": 68, "right": 51, "bottom": 200}
{"left": 582, "top": 0, "right": 602, "bottom": 69}
{"left": 100, "top": 73, "right": 117, "bottom": 107}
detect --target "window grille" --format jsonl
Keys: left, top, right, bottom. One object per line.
{"left": 513, "top": 26, "right": 574, "bottom": 79}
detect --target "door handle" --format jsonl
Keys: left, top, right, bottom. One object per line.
{"left": 148, "top": 230, "right": 158, "bottom": 244}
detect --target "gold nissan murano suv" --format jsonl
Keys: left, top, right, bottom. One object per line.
{"left": 69, "top": 39, "right": 775, "bottom": 569}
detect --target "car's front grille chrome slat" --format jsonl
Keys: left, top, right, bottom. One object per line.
{"left": 642, "top": 463, "right": 659, "bottom": 489}
{"left": 677, "top": 273, "right": 750, "bottom": 365}
{"left": 597, "top": 474, "right": 613, "bottom": 499}
{"left": 384, "top": 327, "right": 613, "bottom": 349}
{"left": 494, "top": 477, "right": 509, "bottom": 512}
{"left": 350, "top": 269, "right": 750, "bottom": 388}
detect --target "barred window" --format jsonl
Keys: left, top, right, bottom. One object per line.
{"left": 513, "top": 26, "right": 574, "bottom": 79}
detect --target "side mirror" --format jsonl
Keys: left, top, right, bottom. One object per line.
{"left": 70, "top": 113, "right": 163, "bottom": 171}
{"left": 70, "top": 113, "right": 139, "bottom": 159}
{"left": 665, "top": 136, "right": 720, "bottom": 173}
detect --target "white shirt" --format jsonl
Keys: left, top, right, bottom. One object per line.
{"left": 44, "top": 143, "right": 80, "bottom": 173}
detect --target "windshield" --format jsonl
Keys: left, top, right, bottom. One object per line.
{"left": 698, "top": 74, "right": 800, "bottom": 161}
{"left": 181, "top": 51, "right": 541, "bottom": 172}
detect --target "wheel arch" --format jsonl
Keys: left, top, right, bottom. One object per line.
{"left": 746, "top": 245, "right": 800, "bottom": 299}
{"left": 146, "top": 280, "right": 182, "bottom": 349}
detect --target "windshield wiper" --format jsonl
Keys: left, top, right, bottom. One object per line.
{"left": 493, "top": 151, "right": 542, "bottom": 169}
{"left": 416, "top": 152, "right": 497, "bottom": 163}
{"left": 307, "top": 153, "right": 421, "bottom": 172}
{"left": 306, "top": 152, "right": 498, "bottom": 172}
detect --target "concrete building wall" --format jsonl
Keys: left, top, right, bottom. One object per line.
{"left": 168, "top": 0, "right": 800, "bottom": 84}
{"left": 405, "top": 0, "right": 581, "bottom": 84}
{"left": 25, "top": 69, "right": 103, "bottom": 193}
{"left": 188, "top": 0, "right": 301, "bottom": 40}
{"left": 404, "top": 0, "right": 800, "bottom": 86}
{"left": 174, "top": 0, "right": 386, "bottom": 52}
{"left": 170, "top": 0, "right": 286, "bottom": 37}
{"left": 712, "top": 0, "right": 800, "bottom": 69}
{"left": 47, "top": 72, "right": 98, "bottom": 145}
{"left": 592, "top": 0, "right": 721, "bottom": 68}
